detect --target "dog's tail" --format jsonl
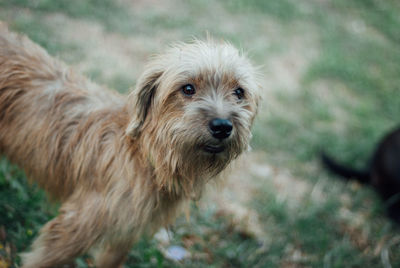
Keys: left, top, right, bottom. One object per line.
{"left": 0, "top": 22, "right": 67, "bottom": 90}
{"left": 320, "top": 152, "right": 370, "bottom": 184}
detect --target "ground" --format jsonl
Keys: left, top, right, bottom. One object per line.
{"left": 0, "top": 0, "right": 400, "bottom": 267}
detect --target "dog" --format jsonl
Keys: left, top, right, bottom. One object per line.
{"left": 0, "top": 24, "right": 260, "bottom": 267}
{"left": 321, "top": 126, "right": 400, "bottom": 224}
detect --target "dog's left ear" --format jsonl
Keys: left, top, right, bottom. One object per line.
{"left": 126, "top": 67, "right": 163, "bottom": 138}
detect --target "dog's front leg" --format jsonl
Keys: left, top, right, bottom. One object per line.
{"left": 21, "top": 193, "right": 106, "bottom": 268}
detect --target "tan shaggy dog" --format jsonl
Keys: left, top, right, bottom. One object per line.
{"left": 0, "top": 24, "right": 260, "bottom": 267}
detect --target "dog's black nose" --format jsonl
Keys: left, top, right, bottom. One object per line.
{"left": 209, "top": 118, "right": 233, "bottom": 140}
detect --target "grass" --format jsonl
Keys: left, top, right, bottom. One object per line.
{"left": 225, "top": 0, "right": 300, "bottom": 21}
{"left": 253, "top": 0, "right": 400, "bottom": 167}
{"left": 0, "top": 158, "right": 53, "bottom": 266}
{"left": 0, "top": 0, "right": 132, "bottom": 33}
{"left": 1, "top": 0, "right": 400, "bottom": 267}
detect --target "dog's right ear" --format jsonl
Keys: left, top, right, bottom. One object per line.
{"left": 126, "top": 67, "right": 163, "bottom": 138}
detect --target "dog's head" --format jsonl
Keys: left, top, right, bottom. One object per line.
{"left": 127, "top": 40, "right": 261, "bottom": 196}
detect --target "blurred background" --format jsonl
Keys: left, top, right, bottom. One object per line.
{"left": 1, "top": 0, "right": 400, "bottom": 267}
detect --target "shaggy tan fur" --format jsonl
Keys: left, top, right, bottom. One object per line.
{"left": 0, "top": 23, "right": 260, "bottom": 268}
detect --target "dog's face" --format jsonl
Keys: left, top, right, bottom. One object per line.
{"left": 127, "top": 40, "right": 260, "bottom": 195}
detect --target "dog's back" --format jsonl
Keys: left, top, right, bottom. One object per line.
{"left": 0, "top": 24, "right": 127, "bottom": 199}
{"left": 369, "top": 128, "right": 400, "bottom": 201}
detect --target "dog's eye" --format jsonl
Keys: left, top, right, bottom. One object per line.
{"left": 233, "top": 88, "right": 245, "bottom": 100}
{"left": 182, "top": 84, "right": 196, "bottom": 96}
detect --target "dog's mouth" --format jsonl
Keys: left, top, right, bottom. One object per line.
{"left": 204, "top": 144, "right": 225, "bottom": 154}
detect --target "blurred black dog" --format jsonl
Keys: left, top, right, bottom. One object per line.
{"left": 321, "top": 126, "right": 400, "bottom": 224}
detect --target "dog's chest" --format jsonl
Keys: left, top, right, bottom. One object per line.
{"left": 102, "top": 185, "right": 185, "bottom": 245}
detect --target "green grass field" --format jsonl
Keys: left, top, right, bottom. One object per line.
{"left": 1, "top": 0, "right": 400, "bottom": 267}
